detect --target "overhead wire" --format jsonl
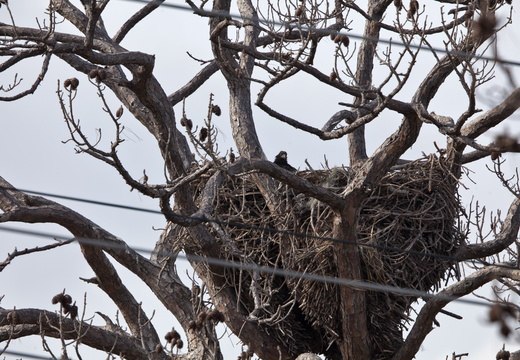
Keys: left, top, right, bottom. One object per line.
{"left": 0, "top": 1, "right": 518, "bottom": 359}
{"left": 0, "top": 350, "right": 52, "bottom": 360}
{"left": 119, "top": 0, "right": 520, "bottom": 67}
{"left": 0, "top": 185, "right": 517, "bottom": 271}
{"left": 0, "top": 223, "right": 499, "bottom": 308}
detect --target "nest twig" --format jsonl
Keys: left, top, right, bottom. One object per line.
{"left": 184, "top": 155, "right": 463, "bottom": 359}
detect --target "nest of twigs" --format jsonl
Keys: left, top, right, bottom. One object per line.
{"left": 189, "top": 155, "right": 462, "bottom": 360}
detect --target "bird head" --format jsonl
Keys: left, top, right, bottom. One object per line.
{"left": 276, "top": 151, "right": 288, "bottom": 160}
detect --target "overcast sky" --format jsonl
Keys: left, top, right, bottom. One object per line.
{"left": 1, "top": 1, "right": 520, "bottom": 359}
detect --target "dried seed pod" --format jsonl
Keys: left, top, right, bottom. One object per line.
{"left": 185, "top": 118, "right": 193, "bottom": 130}
{"left": 197, "top": 311, "right": 207, "bottom": 322}
{"left": 62, "top": 294, "right": 73, "bottom": 306}
{"left": 199, "top": 127, "right": 208, "bottom": 142}
{"left": 407, "top": 0, "right": 419, "bottom": 19}
{"left": 341, "top": 36, "right": 350, "bottom": 47}
{"left": 489, "top": 304, "right": 503, "bottom": 322}
{"left": 216, "top": 311, "right": 225, "bottom": 322}
{"left": 176, "top": 339, "right": 183, "bottom": 349}
{"left": 155, "top": 343, "right": 163, "bottom": 353}
{"left": 52, "top": 293, "right": 64, "bottom": 305}
{"left": 97, "top": 69, "right": 107, "bottom": 81}
{"left": 171, "top": 329, "right": 180, "bottom": 340}
{"left": 208, "top": 309, "right": 224, "bottom": 322}
{"left": 63, "top": 79, "right": 72, "bottom": 89}
{"left": 88, "top": 69, "right": 99, "bottom": 79}
{"left": 211, "top": 104, "right": 221, "bottom": 116}
{"left": 229, "top": 148, "right": 236, "bottom": 163}
{"left": 394, "top": 0, "right": 402, "bottom": 10}
{"left": 473, "top": 13, "right": 497, "bottom": 39}
{"left": 68, "top": 305, "right": 78, "bottom": 319}
{"left": 70, "top": 78, "right": 79, "bottom": 90}
{"left": 207, "top": 309, "right": 216, "bottom": 321}
{"left": 165, "top": 331, "right": 173, "bottom": 342}
{"left": 187, "top": 320, "right": 197, "bottom": 331}
{"left": 501, "top": 321, "right": 511, "bottom": 337}
{"left": 333, "top": 34, "right": 342, "bottom": 43}
{"left": 329, "top": 32, "right": 336, "bottom": 41}
{"left": 497, "top": 349, "right": 510, "bottom": 360}
{"left": 195, "top": 320, "right": 204, "bottom": 330}
{"left": 116, "top": 106, "right": 124, "bottom": 118}
{"left": 295, "top": 6, "right": 303, "bottom": 16}
{"left": 180, "top": 116, "right": 187, "bottom": 127}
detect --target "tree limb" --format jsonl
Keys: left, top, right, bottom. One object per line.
{"left": 393, "top": 265, "right": 520, "bottom": 360}
{"left": 456, "top": 197, "right": 520, "bottom": 260}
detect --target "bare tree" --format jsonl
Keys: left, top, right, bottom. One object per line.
{"left": 1, "top": 0, "right": 519, "bottom": 359}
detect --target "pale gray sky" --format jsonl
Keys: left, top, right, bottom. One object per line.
{"left": 1, "top": 1, "right": 520, "bottom": 359}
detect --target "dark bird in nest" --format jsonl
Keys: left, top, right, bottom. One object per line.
{"left": 274, "top": 151, "right": 296, "bottom": 172}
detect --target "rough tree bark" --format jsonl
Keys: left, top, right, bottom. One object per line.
{"left": 1, "top": 1, "right": 519, "bottom": 360}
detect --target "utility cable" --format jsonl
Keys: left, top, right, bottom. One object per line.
{"left": 0, "top": 185, "right": 516, "bottom": 270}
{"left": 119, "top": 0, "right": 520, "bottom": 67}
{"left": 0, "top": 350, "right": 52, "bottom": 360}
{"left": 0, "top": 224, "right": 497, "bottom": 308}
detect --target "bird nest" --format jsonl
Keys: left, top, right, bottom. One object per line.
{"left": 189, "top": 155, "right": 463, "bottom": 359}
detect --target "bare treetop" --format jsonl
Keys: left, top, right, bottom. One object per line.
{"left": 1, "top": 1, "right": 519, "bottom": 360}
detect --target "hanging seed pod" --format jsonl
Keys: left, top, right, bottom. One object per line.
{"left": 62, "top": 294, "right": 73, "bottom": 306}
{"left": 116, "top": 106, "right": 124, "bottom": 118}
{"left": 171, "top": 329, "right": 180, "bottom": 341}
{"left": 197, "top": 311, "right": 207, "bottom": 322}
{"left": 180, "top": 116, "right": 187, "bottom": 127}
{"left": 97, "top": 69, "right": 107, "bottom": 81}
{"left": 63, "top": 79, "right": 72, "bottom": 89}
{"left": 341, "top": 36, "right": 350, "bottom": 47}
{"left": 176, "top": 339, "right": 184, "bottom": 349}
{"left": 155, "top": 344, "right": 163, "bottom": 353}
{"left": 211, "top": 104, "right": 222, "bottom": 116}
{"left": 333, "top": 34, "right": 342, "bottom": 43}
{"left": 187, "top": 320, "right": 197, "bottom": 331}
{"left": 68, "top": 305, "right": 78, "bottom": 319}
{"left": 165, "top": 332, "right": 173, "bottom": 342}
{"left": 394, "top": 0, "right": 402, "bottom": 10}
{"left": 69, "top": 78, "right": 79, "bottom": 90}
{"left": 185, "top": 118, "right": 193, "bottom": 130}
{"left": 88, "top": 69, "right": 99, "bottom": 79}
{"left": 199, "top": 127, "right": 208, "bottom": 142}
{"left": 407, "top": 0, "right": 419, "bottom": 19}
{"left": 295, "top": 6, "right": 303, "bottom": 16}
{"left": 52, "top": 293, "right": 64, "bottom": 305}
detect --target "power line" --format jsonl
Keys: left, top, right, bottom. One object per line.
{"left": 119, "top": 0, "right": 520, "bottom": 67}
{"left": 0, "top": 350, "right": 52, "bottom": 360}
{"left": 0, "top": 185, "right": 516, "bottom": 270}
{"left": 0, "top": 224, "right": 495, "bottom": 308}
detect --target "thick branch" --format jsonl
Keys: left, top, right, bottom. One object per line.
{"left": 461, "top": 87, "right": 520, "bottom": 139}
{"left": 113, "top": 0, "right": 164, "bottom": 43}
{"left": 168, "top": 61, "right": 220, "bottom": 106}
{"left": 456, "top": 197, "right": 520, "bottom": 260}
{"left": 393, "top": 265, "right": 520, "bottom": 360}
{"left": 0, "top": 308, "right": 149, "bottom": 359}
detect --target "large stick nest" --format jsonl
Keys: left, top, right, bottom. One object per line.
{"left": 188, "top": 155, "right": 463, "bottom": 359}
